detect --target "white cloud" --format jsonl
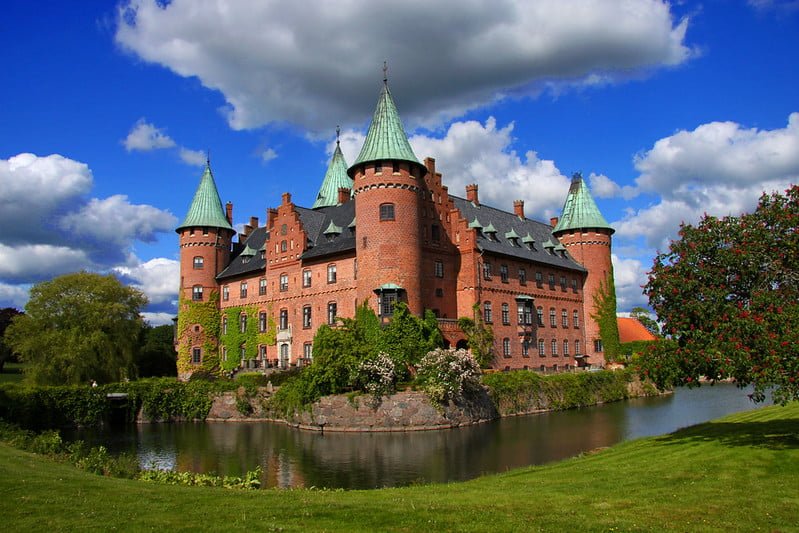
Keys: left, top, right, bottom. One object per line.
{"left": 0, "top": 243, "right": 93, "bottom": 282}
{"left": 612, "top": 254, "right": 649, "bottom": 312}
{"left": 407, "top": 117, "right": 571, "bottom": 219}
{"left": 142, "top": 312, "right": 176, "bottom": 326}
{"left": 123, "top": 118, "right": 176, "bottom": 151}
{"left": 179, "top": 147, "right": 206, "bottom": 166}
{"left": 260, "top": 148, "right": 278, "bottom": 163}
{"left": 115, "top": 0, "right": 693, "bottom": 132}
{"left": 0, "top": 282, "right": 31, "bottom": 310}
{"left": 115, "top": 257, "right": 179, "bottom": 306}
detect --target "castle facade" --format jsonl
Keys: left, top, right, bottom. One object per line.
{"left": 175, "top": 81, "right": 615, "bottom": 380}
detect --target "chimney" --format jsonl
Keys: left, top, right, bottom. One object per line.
{"left": 267, "top": 208, "right": 278, "bottom": 229}
{"left": 550, "top": 217, "right": 559, "bottom": 228}
{"left": 513, "top": 200, "right": 525, "bottom": 219}
{"left": 466, "top": 184, "right": 479, "bottom": 206}
{"left": 425, "top": 157, "right": 436, "bottom": 176}
{"left": 249, "top": 216, "right": 259, "bottom": 229}
{"left": 242, "top": 224, "right": 253, "bottom": 238}
{"left": 337, "top": 187, "right": 351, "bottom": 205}
{"left": 281, "top": 192, "right": 292, "bottom": 205}
{"left": 225, "top": 202, "right": 233, "bottom": 225}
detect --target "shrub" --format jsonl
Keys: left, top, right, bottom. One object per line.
{"left": 352, "top": 352, "right": 396, "bottom": 407}
{"left": 416, "top": 348, "right": 481, "bottom": 405}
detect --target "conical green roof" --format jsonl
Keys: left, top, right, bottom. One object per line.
{"left": 348, "top": 82, "right": 420, "bottom": 175}
{"left": 553, "top": 173, "right": 614, "bottom": 234}
{"left": 176, "top": 163, "right": 234, "bottom": 232}
{"left": 312, "top": 141, "right": 352, "bottom": 208}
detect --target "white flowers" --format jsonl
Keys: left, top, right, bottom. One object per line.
{"left": 417, "top": 348, "right": 481, "bottom": 404}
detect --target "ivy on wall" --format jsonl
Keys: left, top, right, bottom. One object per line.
{"left": 218, "top": 304, "right": 276, "bottom": 372}
{"left": 591, "top": 272, "right": 621, "bottom": 361}
{"left": 176, "top": 291, "right": 221, "bottom": 376}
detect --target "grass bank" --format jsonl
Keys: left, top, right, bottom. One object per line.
{"left": 1, "top": 402, "right": 797, "bottom": 531}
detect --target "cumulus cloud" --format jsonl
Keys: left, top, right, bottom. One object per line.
{"left": 0, "top": 243, "right": 93, "bottom": 282}
{"left": 115, "top": 0, "right": 693, "bottom": 132}
{"left": 179, "top": 148, "right": 206, "bottom": 166}
{"left": 0, "top": 282, "right": 32, "bottom": 310}
{"left": 115, "top": 257, "right": 179, "bottom": 307}
{"left": 611, "top": 254, "right": 649, "bottom": 311}
{"left": 260, "top": 148, "right": 278, "bottom": 163}
{"left": 123, "top": 119, "right": 177, "bottom": 151}
{"left": 142, "top": 312, "right": 177, "bottom": 326}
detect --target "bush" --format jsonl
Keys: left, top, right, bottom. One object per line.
{"left": 352, "top": 352, "right": 396, "bottom": 407}
{"left": 416, "top": 348, "right": 482, "bottom": 405}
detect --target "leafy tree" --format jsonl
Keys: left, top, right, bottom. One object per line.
{"left": 592, "top": 273, "right": 621, "bottom": 361}
{"left": 378, "top": 304, "right": 443, "bottom": 379}
{"left": 0, "top": 308, "right": 23, "bottom": 373}
{"left": 630, "top": 307, "right": 660, "bottom": 336}
{"left": 642, "top": 186, "right": 799, "bottom": 404}
{"left": 136, "top": 324, "right": 177, "bottom": 377}
{"left": 5, "top": 272, "right": 147, "bottom": 385}
{"left": 457, "top": 303, "right": 495, "bottom": 368}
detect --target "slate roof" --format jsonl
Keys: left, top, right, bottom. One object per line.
{"left": 177, "top": 163, "right": 234, "bottom": 232}
{"left": 553, "top": 173, "right": 614, "bottom": 234}
{"left": 311, "top": 141, "right": 352, "bottom": 209}
{"left": 216, "top": 226, "right": 268, "bottom": 280}
{"left": 299, "top": 202, "right": 356, "bottom": 260}
{"left": 348, "top": 82, "right": 420, "bottom": 174}
{"left": 452, "top": 196, "right": 587, "bottom": 273}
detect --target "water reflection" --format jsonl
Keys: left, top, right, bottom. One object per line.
{"left": 69, "top": 383, "right": 769, "bottom": 489}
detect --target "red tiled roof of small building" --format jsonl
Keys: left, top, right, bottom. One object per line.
{"left": 617, "top": 317, "right": 657, "bottom": 343}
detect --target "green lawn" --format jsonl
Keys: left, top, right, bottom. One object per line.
{"left": 1, "top": 403, "right": 797, "bottom": 532}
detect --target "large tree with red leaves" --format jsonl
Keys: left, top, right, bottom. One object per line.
{"left": 640, "top": 186, "right": 799, "bottom": 404}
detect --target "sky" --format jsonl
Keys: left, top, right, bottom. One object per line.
{"left": 1, "top": 0, "right": 798, "bottom": 325}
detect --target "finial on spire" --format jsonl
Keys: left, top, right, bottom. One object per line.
{"left": 383, "top": 60, "right": 388, "bottom": 85}
{"left": 336, "top": 125, "right": 341, "bottom": 146}
{"left": 206, "top": 149, "right": 211, "bottom": 167}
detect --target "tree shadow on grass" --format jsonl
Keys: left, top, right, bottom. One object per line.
{"left": 654, "top": 418, "right": 799, "bottom": 450}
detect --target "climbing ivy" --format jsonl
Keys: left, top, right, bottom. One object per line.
{"left": 176, "top": 291, "right": 221, "bottom": 376}
{"left": 591, "top": 272, "right": 621, "bottom": 362}
{"left": 219, "top": 304, "right": 276, "bottom": 372}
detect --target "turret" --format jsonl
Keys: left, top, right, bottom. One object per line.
{"left": 552, "top": 173, "right": 615, "bottom": 365}
{"left": 348, "top": 73, "right": 427, "bottom": 317}
{"left": 312, "top": 127, "right": 352, "bottom": 209}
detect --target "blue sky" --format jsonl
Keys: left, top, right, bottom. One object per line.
{"left": 1, "top": 0, "right": 798, "bottom": 324}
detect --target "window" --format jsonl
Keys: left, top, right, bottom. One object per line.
{"left": 221, "top": 346, "right": 227, "bottom": 362}
{"left": 193, "top": 256, "right": 204, "bottom": 269}
{"left": 259, "top": 278, "right": 267, "bottom": 296}
{"left": 222, "top": 316, "right": 227, "bottom": 335}
{"left": 375, "top": 161, "right": 383, "bottom": 174}
{"left": 327, "top": 302, "right": 337, "bottom": 325}
{"left": 302, "top": 306, "right": 312, "bottom": 329}
{"left": 240, "top": 281, "right": 248, "bottom": 299}
{"left": 483, "top": 301, "right": 492, "bottom": 323}
{"left": 222, "top": 285, "right": 229, "bottom": 301}
{"left": 500, "top": 264, "right": 509, "bottom": 283}
{"left": 434, "top": 260, "right": 444, "bottom": 278}
{"left": 517, "top": 303, "right": 525, "bottom": 325}
{"left": 240, "top": 344, "right": 246, "bottom": 359}
{"left": 501, "top": 303, "right": 510, "bottom": 325}
{"left": 392, "top": 161, "right": 400, "bottom": 174}
{"left": 518, "top": 303, "right": 532, "bottom": 325}
{"left": 560, "top": 276, "right": 567, "bottom": 290}
{"left": 538, "top": 339, "right": 545, "bottom": 356}
{"left": 431, "top": 224, "right": 440, "bottom": 242}
{"left": 594, "top": 339, "right": 604, "bottom": 352}
{"left": 281, "top": 224, "right": 287, "bottom": 236}
{"left": 563, "top": 340, "right": 569, "bottom": 356}
{"left": 573, "top": 310, "right": 579, "bottom": 328}
{"left": 483, "top": 262, "right": 492, "bottom": 280}
{"left": 303, "top": 269, "right": 312, "bottom": 288}
{"left": 327, "top": 264, "right": 337, "bottom": 283}
{"left": 259, "top": 345, "right": 267, "bottom": 360}
{"left": 280, "top": 274, "right": 288, "bottom": 292}
{"left": 192, "top": 285, "right": 203, "bottom": 301}
{"left": 550, "top": 308, "right": 557, "bottom": 327}
{"left": 562, "top": 309, "right": 568, "bottom": 328}
{"left": 259, "top": 312, "right": 267, "bottom": 333}
{"left": 522, "top": 340, "right": 530, "bottom": 357}
{"left": 575, "top": 340, "right": 581, "bottom": 355}
{"left": 535, "top": 271, "right": 543, "bottom": 287}
{"left": 503, "top": 338, "right": 511, "bottom": 358}
{"left": 380, "top": 203, "right": 395, "bottom": 221}
{"left": 279, "top": 309, "right": 288, "bottom": 330}
{"left": 548, "top": 273, "right": 555, "bottom": 289}
{"left": 571, "top": 279, "right": 578, "bottom": 292}
{"left": 519, "top": 268, "right": 527, "bottom": 285}
{"left": 303, "top": 342, "right": 313, "bottom": 360}
{"left": 551, "top": 339, "right": 558, "bottom": 356}
{"left": 239, "top": 313, "right": 247, "bottom": 333}
{"left": 280, "top": 240, "right": 287, "bottom": 252}
{"left": 202, "top": 227, "right": 209, "bottom": 236}
{"left": 192, "top": 347, "right": 201, "bottom": 364}
{"left": 537, "top": 307, "right": 544, "bottom": 327}
{"left": 380, "top": 292, "right": 398, "bottom": 316}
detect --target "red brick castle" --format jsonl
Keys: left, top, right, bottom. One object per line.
{"left": 176, "top": 79, "right": 615, "bottom": 380}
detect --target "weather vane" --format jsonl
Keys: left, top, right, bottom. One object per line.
{"left": 383, "top": 60, "right": 388, "bottom": 84}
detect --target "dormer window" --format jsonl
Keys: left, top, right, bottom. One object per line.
{"left": 483, "top": 223, "right": 497, "bottom": 241}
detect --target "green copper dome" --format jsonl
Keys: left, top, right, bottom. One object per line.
{"left": 553, "top": 173, "right": 614, "bottom": 234}
{"left": 312, "top": 141, "right": 352, "bottom": 209}
{"left": 348, "top": 82, "right": 420, "bottom": 176}
{"left": 176, "top": 163, "right": 234, "bottom": 232}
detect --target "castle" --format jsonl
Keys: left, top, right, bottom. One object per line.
{"left": 175, "top": 79, "right": 615, "bottom": 380}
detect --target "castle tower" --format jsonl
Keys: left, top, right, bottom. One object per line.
{"left": 348, "top": 75, "right": 428, "bottom": 317}
{"left": 552, "top": 173, "right": 615, "bottom": 365}
{"left": 312, "top": 128, "right": 352, "bottom": 208}
{"left": 175, "top": 161, "right": 235, "bottom": 378}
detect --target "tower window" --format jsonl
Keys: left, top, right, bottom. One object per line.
{"left": 327, "top": 264, "right": 337, "bottom": 283}
{"left": 431, "top": 224, "right": 440, "bottom": 242}
{"left": 192, "top": 347, "right": 201, "bottom": 364}
{"left": 392, "top": 162, "right": 400, "bottom": 174}
{"left": 303, "top": 269, "right": 312, "bottom": 288}
{"left": 222, "top": 285, "right": 229, "bottom": 301}
{"left": 380, "top": 203, "right": 395, "bottom": 221}
{"left": 434, "top": 260, "right": 444, "bottom": 278}
{"left": 375, "top": 162, "right": 382, "bottom": 174}
{"left": 193, "top": 256, "right": 204, "bottom": 269}
{"left": 192, "top": 285, "right": 203, "bottom": 301}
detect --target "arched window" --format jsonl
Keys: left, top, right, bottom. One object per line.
{"left": 379, "top": 203, "right": 395, "bottom": 221}
{"left": 327, "top": 302, "right": 337, "bottom": 325}
{"left": 551, "top": 339, "right": 558, "bottom": 355}
{"left": 562, "top": 309, "right": 568, "bottom": 327}
{"left": 563, "top": 340, "right": 569, "bottom": 356}
{"left": 573, "top": 310, "right": 580, "bottom": 328}
{"left": 501, "top": 303, "right": 510, "bottom": 325}
{"left": 483, "top": 301, "right": 492, "bottom": 324}
{"left": 280, "top": 240, "right": 287, "bottom": 252}
{"left": 538, "top": 339, "right": 545, "bottom": 355}
{"left": 502, "top": 338, "right": 511, "bottom": 357}
{"left": 327, "top": 264, "right": 337, "bottom": 283}
{"left": 303, "top": 269, "right": 312, "bottom": 288}
{"left": 239, "top": 313, "right": 247, "bottom": 333}
{"left": 537, "top": 307, "right": 544, "bottom": 327}
{"left": 549, "top": 308, "right": 556, "bottom": 327}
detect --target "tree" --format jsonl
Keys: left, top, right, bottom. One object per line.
{"left": 0, "top": 308, "right": 23, "bottom": 373}
{"left": 642, "top": 186, "right": 799, "bottom": 404}
{"left": 378, "top": 304, "right": 443, "bottom": 379}
{"left": 630, "top": 307, "right": 660, "bottom": 336}
{"left": 136, "top": 324, "right": 177, "bottom": 377}
{"left": 5, "top": 272, "right": 147, "bottom": 385}
{"left": 457, "top": 303, "right": 495, "bottom": 368}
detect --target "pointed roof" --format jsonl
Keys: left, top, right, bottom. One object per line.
{"left": 553, "top": 173, "right": 614, "bottom": 234}
{"left": 176, "top": 163, "right": 234, "bottom": 232}
{"left": 312, "top": 136, "right": 352, "bottom": 209}
{"left": 348, "top": 81, "right": 420, "bottom": 175}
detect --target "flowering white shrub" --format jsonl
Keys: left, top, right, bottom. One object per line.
{"left": 354, "top": 352, "right": 396, "bottom": 405}
{"left": 417, "top": 348, "right": 482, "bottom": 404}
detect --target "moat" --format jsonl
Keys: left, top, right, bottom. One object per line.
{"left": 69, "top": 383, "right": 769, "bottom": 489}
